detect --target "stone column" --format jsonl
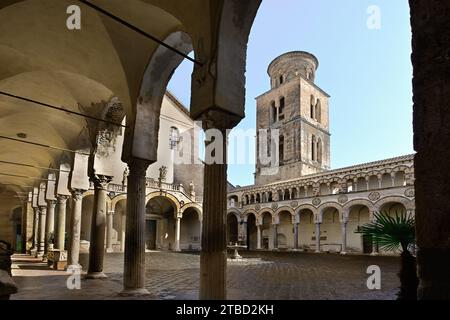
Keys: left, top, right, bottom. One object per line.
{"left": 240, "top": 220, "right": 247, "bottom": 244}
{"left": 121, "top": 158, "right": 151, "bottom": 296}
{"left": 199, "top": 126, "right": 228, "bottom": 300}
{"left": 67, "top": 190, "right": 84, "bottom": 269}
{"left": 31, "top": 207, "right": 39, "bottom": 252}
{"left": 256, "top": 225, "right": 262, "bottom": 250}
{"left": 293, "top": 222, "right": 299, "bottom": 250}
{"left": 44, "top": 200, "right": 56, "bottom": 258}
{"left": 341, "top": 222, "right": 347, "bottom": 255}
{"left": 106, "top": 210, "right": 114, "bottom": 253}
{"left": 272, "top": 224, "right": 278, "bottom": 250}
{"left": 315, "top": 223, "right": 321, "bottom": 253}
{"left": 369, "top": 211, "right": 379, "bottom": 256}
{"left": 37, "top": 206, "right": 46, "bottom": 257}
{"left": 86, "top": 175, "right": 112, "bottom": 279}
{"left": 410, "top": 0, "right": 450, "bottom": 299}
{"left": 54, "top": 195, "right": 69, "bottom": 250}
{"left": 174, "top": 215, "right": 181, "bottom": 252}
{"left": 120, "top": 214, "right": 126, "bottom": 252}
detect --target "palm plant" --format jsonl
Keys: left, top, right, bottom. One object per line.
{"left": 357, "top": 210, "right": 418, "bottom": 300}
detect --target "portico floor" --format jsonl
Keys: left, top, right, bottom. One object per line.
{"left": 11, "top": 251, "right": 400, "bottom": 300}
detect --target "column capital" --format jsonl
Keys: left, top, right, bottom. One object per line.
{"left": 71, "top": 189, "right": 85, "bottom": 201}
{"left": 57, "top": 194, "right": 70, "bottom": 205}
{"left": 46, "top": 199, "right": 56, "bottom": 208}
{"left": 126, "top": 158, "right": 152, "bottom": 177}
{"left": 197, "top": 108, "right": 242, "bottom": 131}
{"left": 107, "top": 210, "right": 114, "bottom": 216}
{"left": 92, "top": 175, "right": 113, "bottom": 190}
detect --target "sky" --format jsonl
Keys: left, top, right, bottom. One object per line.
{"left": 167, "top": 0, "right": 414, "bottom": 187}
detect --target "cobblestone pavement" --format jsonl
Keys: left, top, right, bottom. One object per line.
{"left": 11, "top": 251, "right": 400, "bottom": 300}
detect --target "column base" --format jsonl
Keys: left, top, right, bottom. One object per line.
{"left": 370, "top": 252, "right": 379, "bottom": 256}
{"left": 315, "top": 250, "right": 321, "bottom": 253}
{"left": 106, "top": 248, "right": 114, "bottom": 253}
{"left": 340, "top": 251, "right": 347, "bottom": 255}
{"left": 85, "top": 271, "right": 108, "bottom": 279}
{"left": 119, "top": 288, "right": 150, "bottom": 297}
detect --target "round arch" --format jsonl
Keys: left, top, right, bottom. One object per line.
{"left": 146, "top": 191, "right": 181, "bottom": 213}
{"left": 375, "top": 196, "right": 414, "bottom": 211}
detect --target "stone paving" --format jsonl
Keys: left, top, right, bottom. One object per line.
{"left": 11, "top": 251, "right": 400, "bottom": 300}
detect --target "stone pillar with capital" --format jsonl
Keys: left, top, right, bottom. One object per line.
{"left": 293, "top": 223, "right": 299, "bottom": 250}
{"left": 37, "top": 206, "right": 46, "bottom": 257}
{"left": 315, "top": 223, "right": 321, "bottom": 253}
{"left": 256, "top": 224, "right": 262, "bottom": 250}
{"left": 369, "top": 210, "right": 379, "bottom": 256}
{"left": 198, "top": 111, "right": 241, "bottom": 300}
{"left": 86, "top": 175, "right": 112, "bottom": 279}
{"left": 175, "top": 213, "right": 181, "bottom": 252}
{"left": 121, "top": 158, "right": 152, "bottom": 296}
{"left": 67, "top": 189, "right": 84, "bottom": 269}
{"left": 106, "top": 210, "right": 115, "bottom": 253}
{"left": 120, "top": 213, "right": 126, "bottom": 252}
{"left": 31, "top": 207, "right": 39, "bottom": 254}
{"left": 54, "top": 195, "right": 69, "bottom": 250}
{"left": 340, "top": 209, "right": 349, "bottom": 255}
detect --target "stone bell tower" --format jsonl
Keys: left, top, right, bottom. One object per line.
{"left": 255, "top": 51, "right": 331, "bottom": 185}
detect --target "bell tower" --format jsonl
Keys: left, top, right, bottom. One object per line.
{"left": 255, "top": 51, "right": 331, "bottom": 185}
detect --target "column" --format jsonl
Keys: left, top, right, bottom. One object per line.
{"left": 54, "top": 195, "right": 69, "bottom": 250}
{"left": 44, "top": 200, "right": 56, "bottom": 258}
{"left": 67, "top": 190, "right": 84, "bottom": 269}
{"left": 410, "top": 0, "right": 450, "bottom": 299}
{"left": 174, "top": 215, "right": 181, "bottom": 252}
{"left": 121, "top": 158, "right": 151, "bottom": 296}
{"left": 86, "top": 175, "right": 112, "bottom": 279}
{"left": 106, "top": 210, "right": 114, "bottom": 253}
{"left": 293, "top": 222, "right": 299, "bottom": 250}
{"left": 31, "top": 207, "right": 39, "bottom": 252}
{"left": 272, "top": 224, "right": 278, "bottom": 250}
{"left": 240, "top": 221, "right": 247, "bottom": 244}
{"left": 256, "top": 225, "right": 262, "bottom": 250}
{"left": 120, "top": 214, "right": 126, "bottom": 252}
{"left": 199, "top": 126, "right": 228, "bottom": 300}
{"left": 340, "top": 222, "right": 347, "bottom": 255}
{"left": 369, "top": 211, "right": 379, "bottom": 256}
{"left": 315, "top": 223, "right": 321, "bottom": 253}
{"left": 36, "top": 206, "right": 46, "bottom": 257}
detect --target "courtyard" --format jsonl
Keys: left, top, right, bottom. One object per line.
{"left": 11, "top": 251, "right": 399, "bottom": 300}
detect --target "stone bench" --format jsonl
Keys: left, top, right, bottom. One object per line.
{"left": 0, "top": 270, "right": 17, "bottom": 300}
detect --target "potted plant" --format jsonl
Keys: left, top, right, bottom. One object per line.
{"left": 357, "top": 210, "right": 418, "bottom": 300}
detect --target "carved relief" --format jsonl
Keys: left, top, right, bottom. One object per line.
{"left": 404, "top": 187, "right": 415, "bottom": 198}
{"left": 312, "top": 198, "right": 321, "bottom": 206}
{"left": 337, "top": 195, "right": 348, "bottom": 204}
{"left": 368, "top": 192, "right": 381, "bottom": 201}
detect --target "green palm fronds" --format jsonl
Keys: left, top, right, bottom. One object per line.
{"left": 357, "top": 210, "right": 415, "bottom": 253}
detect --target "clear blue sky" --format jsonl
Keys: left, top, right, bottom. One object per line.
{"left": 168, "top": 0, "right": 413, "bottom": 187}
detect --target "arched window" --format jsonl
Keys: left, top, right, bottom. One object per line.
{"left": 279, "top": 135, "right": 285, "bottom": 162}
{"left": 317, "top": 138, "right": 322, "bottom": 164}
{"left": 310, "top": 95, "right": 315, "bottom": 119}
{"left": 278, "top": 97, "right": 285, "bottom": 121}
{"left": 271, "top": 101, "right": 277, "bottom": 123}
{"left": 311, "top": 135, "right": 316, "bottom": 161}
{"left": 315, "top": 99, "right": 322, "bottom": 123}
{"left": 169, "top": 126, "right": 180, "bottom": 149}
{"left": 279, "top": 75, "right": 284, "bottom": 85}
